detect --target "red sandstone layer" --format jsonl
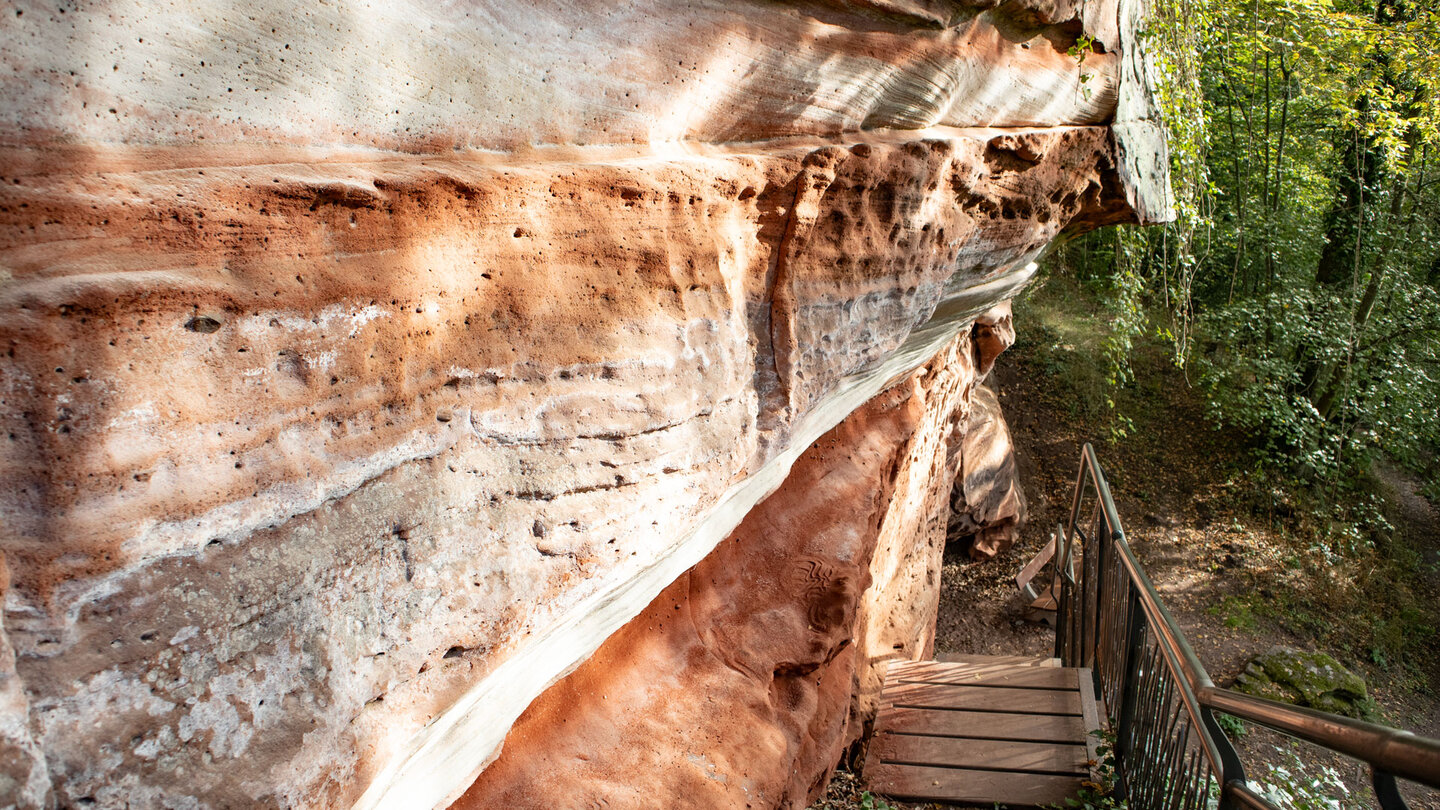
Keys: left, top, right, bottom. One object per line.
{"left": 0, "top": 0, "right": 1169, "bottom": 806}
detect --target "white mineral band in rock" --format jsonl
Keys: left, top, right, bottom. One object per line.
{"left": 352, "top": 261, "right": 1039, "bottom": 810}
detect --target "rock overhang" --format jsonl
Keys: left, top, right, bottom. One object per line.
{"left": 0, "top": 0, "right": 1171, "bottom": 807}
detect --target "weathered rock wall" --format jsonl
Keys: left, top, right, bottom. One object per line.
{"left": 3, "top": 0, "right": 1123, "bottom": 149}
{"left": 0, "top": 0, "right": 1169, "bottom": 807}
{"left": 456, "top": 321, "right": 1000, "bottom": 810}
{"left": 0, "top": 126, "right": 1125, "bottom": 810}
{"left": 949, "top": 382, "right": 1029, "bottom": 559}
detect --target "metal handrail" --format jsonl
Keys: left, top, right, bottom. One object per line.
{"left": 1056, "top": 443, "right": 1440, "bottom": 810}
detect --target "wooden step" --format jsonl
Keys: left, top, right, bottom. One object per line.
{"left": 872, "top": 734, "right": 1089, "bottom": 775}
{"left": 874, "top": 708, "right": 1088, "bottom": 744}
{"left": 864, "top": 658, "right": 1102, "bottom": 807}
{"left": 865, "top": 762, "right": 1085, "bottom": 807}
{"left": 935, "top": 652, "right": 1061, "bottom": 667}
{"left": 888, "top": 662, "right": 1078, "bottom": 690}
{"left": 882, "top": 682, "right": 1083, "bottom": 715}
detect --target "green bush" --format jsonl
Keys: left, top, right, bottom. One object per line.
{"left": 1253, "top": 747, "right": 1353, "bottom": 810}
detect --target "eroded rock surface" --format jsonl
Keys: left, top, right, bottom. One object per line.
{"left": 458, "top": 332, "right": 991, "bottom": 810}
{"left": 948, "top": 384, "right": 1028, "bottom": 559}
{"left": 0, "top": 130, "right": 1127, "bottom": 810}
{"left": 3, "top": 0, "right": 1125, "bottom": 149}
{"left": 0, "top": 0, "right": 1168, "bottom": 807}
{"left": 455, "top": 352, "right": 930, "bottom": 809}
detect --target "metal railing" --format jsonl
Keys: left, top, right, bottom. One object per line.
{"left": 1054, "top": 443, "right": 1440, "bottom": 810}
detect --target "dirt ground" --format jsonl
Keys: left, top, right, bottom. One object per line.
{"left": 811, "top": 299, "right": 1440, "bottom": 809}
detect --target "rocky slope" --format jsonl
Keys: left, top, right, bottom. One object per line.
{"left": 0, "top": 0, "right": 1168, "bottom": 807}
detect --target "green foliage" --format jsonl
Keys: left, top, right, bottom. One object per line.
{"left": 1368, "top": 604, "right": 1437, "bottom": 668}
{"left": 1035, "top": 235, "right": 1149, "bottom": 441}
{"left": 1216, "top": 712, "right": 1249, "bottom": 740}
{"left": 1103, "top": 229, "right": 1149, "bottom": 441}
{"left": 1254, "top": 746, "right": 1354, "bottom": 810}
{"left": 1085, "top": 0, "right": 1440, "bottom": 537}
{"left": 1031, "top": 0, "right": 1440, "bottom": 692}
{"left": 1207, "top": 595, "right": 1259, "bottom": 630}
{"left": 1050, "top": 730, "right": 1130, "bottom": 810}
{"left": 1017, "top": 275, "right": 1119, "bottom": 424}
{"left": 1069, "top": 33, "right": 1100, "bottom": 99}
{"left": 1140, "top": 0, "right": 1212, "bottom": 364}
{"left": 857, "top": 792, "right": 894, "bottom": 810}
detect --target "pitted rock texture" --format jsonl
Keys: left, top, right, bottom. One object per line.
{"left": 2, "top": 0, "right": 1123, "bottom": 150}
{"left": 972, "top": 300, "right": 1016, "bottom": 378}
{"left": 0, "top": 554, "right": 47, "bottom": 809}
{"left": 0, "top": 0, "right": 1167, "bottom": 807}
{"left": 0, "top": 126, "right": 1129, "bottom": 810}
{"left": 456, "top": 334, "right": 980, "bottom": 810}
{"left": 849, "top": 327, "right": 1002, "bottom": 730}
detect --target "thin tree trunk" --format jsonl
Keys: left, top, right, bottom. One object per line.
{"left": 1316, "top": 166, "right": 1415, "bottom": 419}
{"left": 1270, "top": 54, "right": 1293, "bottom": 214}
{"left": 1316, "top": 126, "right": 1381, "bottom": 288}
{"left": 1218, "top": 55, "right": 1249, "bottom": 300}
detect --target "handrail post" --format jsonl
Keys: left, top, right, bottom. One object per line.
{"left": 1091, "top": 517, "right": 1109, "bottom": 671}
{"left": 1053, "top": 526, "right": 1071, "bottom": 662}
{"left": 1053, "top": 571, "right": 1067, "bottom": 661}
{"left": 1112, "top": 590, "right": 1145, "bottom": 788}
{"left": 1371, "top": 769, "right": 1411, "bottom": 810}
{"left": 1051, "top": 444, "right": 1440, "bottom": 810}
{"left": 1201, "top": 705, "right": 1247, "bottom": 810}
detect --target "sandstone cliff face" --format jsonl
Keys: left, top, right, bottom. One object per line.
{"left": 455, "top": 350, "right": 945, "bottom": 810}
{"left": 949, "top": 383, "right": 1029, "bottom": 560}
{"left": 457, "top": 326, "right": 1001, "bottom": 810}
{"left": 0, "top": 1, "right": 1167, "bottom": 808}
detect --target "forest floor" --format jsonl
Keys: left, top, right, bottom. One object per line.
{"left": 811, "top": 277, "right": 1440, "bottom": 810}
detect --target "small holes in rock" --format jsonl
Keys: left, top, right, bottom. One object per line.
{"left": 443, "top": 646, "right": 465, "bottom": 659}
{"left": 186, "top": 315, "right": 222, "bottom": 334}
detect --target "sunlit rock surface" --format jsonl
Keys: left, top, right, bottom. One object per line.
{"left": 455, "top": 343, "right": 964, "bottom": 810}
{"left": 948, "top": 383, "right": 1028, "bottom": 560}
{"left": 457, "top": 324, "right": 1015, "bottom": 810}
{"left": 0, "top": 0, "right": 1168, "bottom": 807}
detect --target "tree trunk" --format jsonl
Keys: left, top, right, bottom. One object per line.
{"left": 1315, "top": 128, "right": 1383, "bottom": 287}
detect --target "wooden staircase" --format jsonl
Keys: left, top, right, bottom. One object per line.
{"left": 864, "top": 447, "right": 1440, "bottom": 809}
{"left": 863, "top": 653, "right": 1102, "bottom": 807}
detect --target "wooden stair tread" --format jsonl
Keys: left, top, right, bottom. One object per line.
{"left": 887, "top": 661, "right": 1078, "bottom": 690}
{"left": 873, "top": 707, "right": 1088, "bottom": 743}
{"left": 872, "top": 734, "right": 1089, "bottom": 775}
{"left": 933, "top": 653, "right": 1060, "bottom": 667}
{"left": 864, "top": 658, "right": 1102, "bottom": 807}
{"left": 865, "top": 763, "right": 1086, "bottom": 806}
{"left": 882, "top": 682, "right": 1083, "bottom": 715}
